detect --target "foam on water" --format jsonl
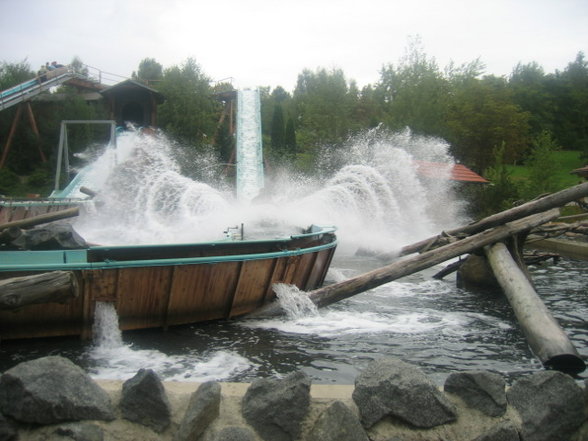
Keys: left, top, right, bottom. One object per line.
{"left": 88, "top": 302, "right": 255, "bottom": 381}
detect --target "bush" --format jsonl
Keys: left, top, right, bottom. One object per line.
{"left": 0, "top": 168, "right": 21, "bottom": 195}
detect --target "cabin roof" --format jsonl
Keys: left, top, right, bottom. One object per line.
{"left": 100, "top": 79, "right": 165, "bottom": 103}
{"left": 414, "top": 160, "right": 489, "bottom": 183}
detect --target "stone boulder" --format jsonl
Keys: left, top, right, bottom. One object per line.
{"left": 473, "top": 421, "right": 520, "bottom": 441}
{"left": 213, "top": 426, "right": 256, "bottom": 441}
{"left": 444, "top": 370, "right": 507, "bottom": 417}
{"left": 352, "top": 358, "right": 457, "bottom": 429}
{"left": 242, "top": 370, "right": 311, "bottom": 441}
{"left": 173, "top": 381, "right": 221, "bottom": 441}
{"left": 120, "top": 369, "right": 171, "bottom": 433}
{"left": 0, "top": 356, "right": 114, "bottom": 424}
{"left": 0, "top": 412, "right": 16, "bottom": 441}
{"left": 306, "top": 400, "right": 369, "bottom": 441}
{"left": 507, "top": 370, "right": 585, "bottom": 441}
{"left": 53, "top": 422, "right": 105, "bottom": 441}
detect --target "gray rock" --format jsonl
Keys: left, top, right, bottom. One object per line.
{"left": 120, "top": 369, "right": 171, "bottom": 433}
{"left": 352, "top": 357, "right": 457, "bottom": 429}
{"left": 242, "top": 371, "right": 311, "bottom": 441}
{"left": 54, "top": 422, "right": 104, "bottom": 441}
{"left": 473, "top": 421, "right": 520, "bottom": 441}
{"left": 0, "top": 412, "right": 17, "bottom": 441}
{"left": 213, "top": 426, "right": 256, "bottom": 441}
{"left": 444, "top": 370, "right": 507, "bottom": 417}
{"left": 507, "top": 370, "right": 585, "bottom": 441}
{"left": 173, "top": 381, "right": 221, "bottom": 441}
{"left": 0, "top": 356, "right": 114, "bottom": 424}
{"left": 306, "top": 400, "right": 369, "bottom": 441}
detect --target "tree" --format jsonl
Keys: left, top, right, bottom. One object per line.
{"left": 270, "top": 104, "right": 285, "bottom": 153}
{"left": 133, "top": 58, "right": 163, "bottom": 86}
{"left": 293, "top": 67, "right": 357, "bottom": 150}
{"left": 477, "top": 142, "right": 519, "bottom": 216}
{"left": 284, "top": 117, "right": 297, "bottom": 157}
{"left": 552, "top": 52, "right": 588, "bottom": 154}
{"left": 157, "top": 58, "right": 218, "bottom": 147}
{"left": 70, "top": 56, "right": 89, "bottom": 76}
{"left": 445, "top": 75, "right": 530, "bottom": 172}
{"left": 377, "top": 36, "right": 449, "bottom": 136}
{"left": 523, "top": 130, "right": 561, "bottom": 198}
{"left": 0, "top": 59, "right": 34, "bottom": 90}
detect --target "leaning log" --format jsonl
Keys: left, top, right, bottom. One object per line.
{"left": 0, "top": 271, "right": 79, "bottom": 310}
{"left": 484, "top": 242, "right": 585, "bottom": 375}
{"left": 395, "top": 181, "right": 588, "bottom": 258}
{"left": 0, "top": 207, "right": 80, "bottom": 230}
{"left": 251, "top": 209, "right": 560, "bottom": 318}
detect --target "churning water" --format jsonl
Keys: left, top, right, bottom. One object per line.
{"left": 1, "top": 127, "right": 586, "bottom": 385}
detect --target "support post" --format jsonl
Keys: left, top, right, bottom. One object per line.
{"left": 25, "top": 102, "right": 47, "bottom": 163}
{"left": 0, "top": 104, "right": 24, "bottom": 168}
{"left": 484, "top": 242, "right": 585, "bottom": 374}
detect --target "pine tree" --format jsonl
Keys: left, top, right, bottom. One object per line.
{"left": 270, "top": 104, "right": 285, "bottom": 153}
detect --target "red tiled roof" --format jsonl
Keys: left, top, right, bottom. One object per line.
{"left": 414, "top": 160, "right": 489, "bottom": 183}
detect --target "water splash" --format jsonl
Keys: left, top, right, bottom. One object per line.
{"left": 92, "top": 302, "right": 123, "bottom": 349}
{"left": 72, "top": 125, "right": 465, "bottom": 255}
{"left": 87, "top": 301, "right": 255, "bottom": 381}
{"left": 274, "top": 283, "right": 318, "bottom": 319}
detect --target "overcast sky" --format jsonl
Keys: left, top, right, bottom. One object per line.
{"left": 1, "top": 0, "right": 586, "bottom": 91}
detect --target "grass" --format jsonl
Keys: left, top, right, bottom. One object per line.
{"left": 506, "top": 150, "right": 585, "bottom": 189}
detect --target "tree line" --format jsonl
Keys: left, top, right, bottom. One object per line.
{"left": 0, "top": 41, "right": 586, "bottom": 214}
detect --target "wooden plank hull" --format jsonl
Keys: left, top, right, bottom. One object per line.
{"left": 0, "top": 227, "right": 337, "bottom": 340}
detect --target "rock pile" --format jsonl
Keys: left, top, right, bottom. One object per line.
{"left": 0, "top": 355, "right": 586, "bottom": 441}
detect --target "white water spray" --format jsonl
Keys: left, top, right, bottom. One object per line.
{"left": 92, "top": 302, "right": 123, "bottom": 349}
{"left": 71, "top": 125, "right": 464, "bottom": 255}
{"left": 236, "top": 89, "right": 264, "bottom": 202}
{"left": 274, "top": 283, "right": 319, "bottom": 319}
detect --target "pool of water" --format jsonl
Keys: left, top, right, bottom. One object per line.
{"left": 1, "top": 254, "right": 585, "bottom": 386}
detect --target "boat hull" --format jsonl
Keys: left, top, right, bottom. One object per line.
{"left": 0, "top": 227, "right": 337, "bottom": 340}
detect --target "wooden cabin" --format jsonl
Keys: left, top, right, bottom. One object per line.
{"left": 100, "top": 79, "right": 165, "bottom": 128}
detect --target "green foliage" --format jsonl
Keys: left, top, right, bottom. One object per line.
{"left": 445, "top": 75, "right": 530, "bottom": 172}
{"left": 521, "top": 130, "right": 562, "bottom": 198}
{"left": 133, "top": 58, "right": 163, "bottom": 84}
{"left": 284, "top": 117, "right": 297, "bottom": 156}
{"left": 270, "top": 104, "right": 285, "bottom": 153}
{"left": 377, "top": 36, "right": 449, "bottom": 135}
{"left": 476, "top": 142, "right": 520, "bottom": 216}
{"left": 0, "top": 59, "right": 34, "bottom": 90}
{"left": 293, "top": 67, "right": 358, "bottom": 148}
{"left": 156, "top": 58, "right": 219, "bottom": 147}
{"left": 0, "top": 168, "right": 21, "bottom": 195}
{"left": 70, "top": 56, "right": 88, "bottom": 76}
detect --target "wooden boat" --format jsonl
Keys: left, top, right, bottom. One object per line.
{"left": 0, "top": 225, "right": 337, "bottom": 340}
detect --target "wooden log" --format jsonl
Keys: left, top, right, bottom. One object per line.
{"left": 0, "top": 207, "right": 79, "bottom": 230}
{"left": 250, "top": 209, "right": 560, "bottom": 318}
{"left": 79, "top": 186, "right": 97, "bottom": 198}
{"left": 393, "top": 181, "right": 588, "bottom": 258}
{"left": 0, "top": 271, "right": 79, "bottom": 310}
{"left": 484, "top": 242, "right": 585, "bottom": 375}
